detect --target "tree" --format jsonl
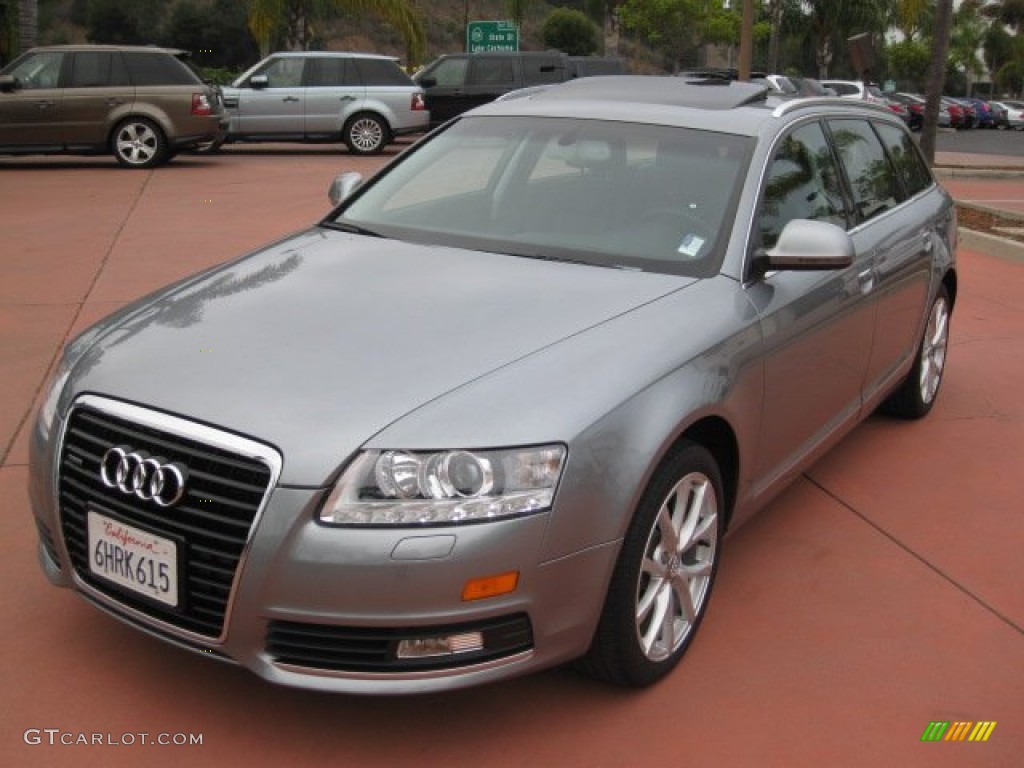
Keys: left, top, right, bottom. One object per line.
{"left": 887, "top": 38, "right": 930, "bottom": 91}
{"left": 85, "top": 0, "right": 164, "bottom": 45}
{"left": 921, "top": 0, "right": 954, "bottom": 165}
{"left": 542, "top": 8, "right": 599, "bottom": 55}
{"left": 950, "top": 0, "right": 987, "bottom": 95}
{"left": 163, "top": 0, "right": 258, "bottom": 70}
{"left": 17, "top": 0, "right": 35, "bottom": 52}
{"left": 247, "top": 0, "right": 424, "bottom": 62}
{"left": 802, "top": 0, "right": 881, "bottom": 79}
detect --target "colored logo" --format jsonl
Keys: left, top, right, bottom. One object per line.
{"left": 921, "top": 721, "right": 997, "bottom": 742}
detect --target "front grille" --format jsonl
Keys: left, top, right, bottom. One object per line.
{"left": 267, "top": 614, "right": 534, "bottom": 673}
{"left": 58, "top": 404, "right": 273, "bottom": 638}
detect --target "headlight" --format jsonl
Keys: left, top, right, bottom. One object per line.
{"left": 320, "top": 445, "right": 566, "bottom": 526}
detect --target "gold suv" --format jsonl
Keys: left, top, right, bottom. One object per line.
{"left": 0, "top": 44, "right": 225, "bottom": 168}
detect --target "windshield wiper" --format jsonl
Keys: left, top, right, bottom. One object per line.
{"left": 322, "top": 220, "right": 383, "bottom": 238}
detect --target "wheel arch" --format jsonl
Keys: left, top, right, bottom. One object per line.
{"left": 941, "top": 267, "right": 957, "bottom": 310}
{"left": 676, "top": 416, "right": 739, "bottom": 531}
{"left": 106, "top": 105, "right": 173, "bottom": 147}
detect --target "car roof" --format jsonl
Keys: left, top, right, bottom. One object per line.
{"left": 471, "top": 76, "right": 896, "bottom": 136}
{"left": 27, "top": 44, "right": 187, "bottom": 55}
{"left": 263, "top": 51, "right": 399, "bottom": 61}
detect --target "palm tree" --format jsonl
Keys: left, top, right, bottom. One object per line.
{"left": 920, "top": 0, "right": 954, "bottom": 165}
{"left": 18, "top": 0, "right": 36, "bottom": 52}
{"left": 803, "top": 0, "right": 880, "bottom": 79}
{"left": 248, "top": 0, "right": 424, "bottom": 61}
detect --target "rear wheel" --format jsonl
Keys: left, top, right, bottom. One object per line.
{"left": 343, "top": 114, "right": 388, "bottom": 155}
{"left": 883, "top": 285, "right": 951, "bottom": 419}
{"left": 111, "top": 118, "right": 167, "bottom": 168}
{"left": 579, "top": 441, "right": 723, "bottom": 687}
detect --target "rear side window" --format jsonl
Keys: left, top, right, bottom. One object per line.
{"left": 827, "top": 82, "right": 858, "bottom": 96}
{"left": 305, "top": 57, "right": 355, "bottom": 87}
{"left": 352, "top": 58, "right": 413, "bottom": 86}
{"left": 123, "top": 52, "right": 201, "bottom": 86}
{"left": 759, "top": 122, "right": 847, "bottom": 248}
{"left": 69, "top": 51, "right": 130, "bottom": 88}
{"left": 468, "top": 58, "right": 515, "bottom": 86}
{"left": 873, "top": 121, "right": 933, "bottom": 197}
{"left": 523, "top": 56, "right": 564, "bottom": 85}
{"left": 827, "top": 118, "right": 903, "bottom": 222}
{"left": 425, "top": 58, "right": 467, "bottom": 87}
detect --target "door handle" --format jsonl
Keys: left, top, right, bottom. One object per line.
{"left": 35, "top": 100, "right": 55, "bottom": 110}
{"left": 339, "top": 95, "right": 356, "bottom": 102}
{"left": 857, "top": 268, "right": 875, "bottom": 294}
{"left": 282, "top": 95, "right": 300, "bottom": 103}
{"left": 921, "top": 231, "right": 933, "bottom": 252}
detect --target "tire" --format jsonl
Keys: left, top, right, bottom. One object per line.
{"left": 579, "top": 441, "right": 723, "bottom": 687}
{"left": 883, "top": 285, "right": 951, "bottom": 419}
{"left": 111, "top": 118, "right": 168, "bottom": 169}
{"left": 343, "top": 113, "right": 388, "bottom": 155}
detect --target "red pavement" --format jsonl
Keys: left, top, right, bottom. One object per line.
{"left": 1, "top": 146, "right": 1021, "bottom": 767}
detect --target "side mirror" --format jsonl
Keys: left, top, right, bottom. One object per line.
{"left": 328, "top": 171, "right": 363, "bottom": 207}
{"left": 753, "top": 219, "right": 854, "bottom": 275}
{"left": 0, "top": 75, "right": 18, "bottom": 93}
{"left": 417, "top": 76, "right": 437, "bottom": 88}
{"left": 249, "top": 75, "right": 269, "bottom": 89}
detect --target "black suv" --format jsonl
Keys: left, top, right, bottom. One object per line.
{"left": 413, "top": 51, "right": 625, "bottom": 127}
{"left": 0, "top": 45, "right": 225, "bottom": 168}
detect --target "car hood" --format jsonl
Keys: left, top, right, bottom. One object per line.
{"left": 67, "top": 228, "right": 692, "bottom": 485}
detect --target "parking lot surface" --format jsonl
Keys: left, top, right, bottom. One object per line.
{"left": 1, "top": 145, "right": 1021, "bottom": 767}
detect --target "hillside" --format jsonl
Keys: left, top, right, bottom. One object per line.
{"left": 33, "top": 0, "right": 661, "bottom": 72}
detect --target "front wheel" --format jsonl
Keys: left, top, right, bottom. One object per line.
{"left": 883, "top": 285, "right": 951, "bottom": 419}
{"left": 343, "top": 114, "right": 388, "bottom": 155}
{"left": 579, "top": 441, "right": 723, "bottom": 687}
{"left": 111, "top": 118, "right": 168, "bottom": 168}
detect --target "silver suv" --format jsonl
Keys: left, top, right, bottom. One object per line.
{"left": 0, "top": 45, "right": 225, "bottom": 168}
{"left": 29, "top": 78, "right": 956, "bottom": 693}
{"left": 220, "top": 52, "right": 428, "bottom": 154}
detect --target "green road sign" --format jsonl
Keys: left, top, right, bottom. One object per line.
{"left": 466, "top": 20, "right": 519, "bottom": 53}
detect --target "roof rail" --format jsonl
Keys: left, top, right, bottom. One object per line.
{"left": 772, "top": 96, "right": 895, "bottom": 118}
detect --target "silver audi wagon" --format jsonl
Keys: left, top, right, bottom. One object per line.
{"left": 28, "top": 77, "right": 956, "bottom": 694}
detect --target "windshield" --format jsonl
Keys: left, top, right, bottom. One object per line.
{"left": 330, "top": 116, "right": 753, "bottom": 276}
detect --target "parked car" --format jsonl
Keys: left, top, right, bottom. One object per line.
{"left": 0, "top": 44, "right": 225, "bottom": 168}
{"left": 948, "top": 97, "right": 977, "bottom": 128}
{"left": 962, "top": 97, "right": 997, "bottom": 128}
{"left": 988, "top": 101, "right": 1010, "bottom": 129}
{"left": 29, "top": 77, "right": 956, "bottom": 694}
{"left": 991, "top": 100, "right": 1024, "bottom": 129}
{"left": 885, "top": 92, "right": 925, "bottom": 130}
{"left": 219, "top": 52, "right": 428, "bottom": 154}
{"left": 787, "top": 76, "right": 836, "bottom": 97}
{"left": 820, "top": 79, "right": 889, "bottom": 104}
{"left": 414, "top": 51, "right": 625, "bottom": 127}
{"left": 941, "top": 97, "right": 968, "bottom": 129}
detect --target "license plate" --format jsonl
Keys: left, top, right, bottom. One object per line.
{"left": 87, "top": 510, "right": 179, "bottom": 607}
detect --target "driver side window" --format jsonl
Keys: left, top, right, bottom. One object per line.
{"left": 252, "top": 57, "right": 305, "bottom": 88}
{"left": 759, "top": 122, "right": 847, "bottom": 249}
{"left": 9, "top": 51, "right": 64, "bottom": 90}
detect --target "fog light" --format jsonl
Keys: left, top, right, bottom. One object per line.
{"left": 462, "top": 571, "right": 519, "bottom": 601}
{"left": 396, "top": 631, "right": 484, "bottom": 659}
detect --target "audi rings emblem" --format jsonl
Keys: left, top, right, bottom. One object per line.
{"left": 100, "top": 445, "right": 189, "bottom": 508}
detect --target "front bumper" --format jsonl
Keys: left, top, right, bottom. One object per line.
{"left": 29, "top": 396, "right": 617, "bottom": 694}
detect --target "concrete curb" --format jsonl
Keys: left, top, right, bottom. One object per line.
{"left": 934, "top": 167, "right": 1024, "bottom": 179}
{"left": 958, "top": 227, "right": 1024, "bottom": 262}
